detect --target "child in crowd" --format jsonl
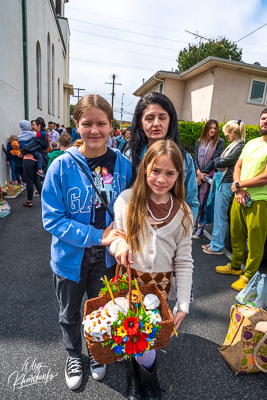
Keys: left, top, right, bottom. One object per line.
{"left": 18, "top": 120, "right": 46, "bottom": 178}
{"left": 41, "top": 94, "right": 132, "bottom": 391}
{"left": 47, "top": 134, "right": 72, "bottom": 169}
{"left": 107, "top": 129, "right": 116, "bottom": 148}
{"left": 116, "top": 130, "right": 126, "bottom": 151}
{"left": 109, "top": 139, "right": 194, "bottom": 399}
{"left": 10, "top": 141, "right": 24, "bottom": 184}
{"left": 120, "top": 127, "right": 131, "bottom": 155}
{"left": 1, "top": 135, "right": 18, "bottom": 183}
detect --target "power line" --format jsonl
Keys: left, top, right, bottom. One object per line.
{"left": 125, "top": 97, "right": 138, "bottom": 109}
{"left": 68, "top": 18, "right": 188, "bottom": 44}
{"left": 66, "top": 6, "right": 185, "bottom": 34}
{"left": 70, "top": 57, "right": 158, "bottom": 72}
{"left": 71, "top": 39, "right": 175, "bottom": 61}
{"left": 235, "top": 22, "right": 267, "bottom": 43}
{"left": 71, "top": 29, "right": 179, "bottom": 52}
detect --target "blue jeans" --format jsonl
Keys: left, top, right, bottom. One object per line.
{"left": 9, "top": 158, "right": 16, "bottom": 182}
{"left": 53, "top": 246, "right": 116, "bottom": 358}
{"left": 209, "top": 182, "right": 233, "bottom": 252}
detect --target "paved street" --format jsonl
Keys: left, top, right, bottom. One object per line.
{"left": 1, "top": 193, "right": 267, "bottom": 400}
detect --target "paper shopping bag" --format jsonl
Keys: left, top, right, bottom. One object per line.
{"left": 219, "top": 305, "right": 267, "bottom": 374}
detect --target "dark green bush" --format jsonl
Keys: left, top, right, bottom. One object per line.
{"left": 178, "top": 120, "right": 260, "bottom": 156}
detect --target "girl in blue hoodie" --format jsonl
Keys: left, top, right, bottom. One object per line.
{"left": 42, "top": 95, "right": 132, "bottom": 390}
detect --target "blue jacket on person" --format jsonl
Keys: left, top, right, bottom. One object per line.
{"left": 71, "top": 127, "right": 81, "bottom": 144}
{"left": 41, "top": 146, "right": 132, "bottom": 283}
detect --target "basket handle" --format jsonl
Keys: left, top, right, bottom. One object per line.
{"left": 114, "top": 263, "right": 133, "bottom": 312}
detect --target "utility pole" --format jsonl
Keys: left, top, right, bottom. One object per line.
{"left": 185, "top": 30, "right": 210, "bottom": 63}
{"left": 120, "top": 93, "right": 124, "bottom": 128}
{"left": 72, "top": 87, "right": 85, "bottom": 101}
{"left": 105, "top": 74, "right": 122, "bottom": 110}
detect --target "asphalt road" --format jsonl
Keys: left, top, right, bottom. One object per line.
{"left": 0, "top": 193, "right": 267, "bottom": 400}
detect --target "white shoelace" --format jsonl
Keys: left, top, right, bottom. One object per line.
{"left": 89, "top": 353, "right": 104, "bottom": 369}
{"left": 67, "top": 357, "right": 82, "bottom": 375}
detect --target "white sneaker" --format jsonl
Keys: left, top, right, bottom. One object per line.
{"left": 89, "top": 352, "right": 106, "bottom": 380}
{"left": 65, "top": 357, "right": 83, "bottom": 390}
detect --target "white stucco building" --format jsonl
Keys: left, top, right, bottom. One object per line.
{"left": 0, "top": 0, "right": 73, "bottom": 186}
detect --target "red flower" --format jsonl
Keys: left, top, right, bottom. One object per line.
{"left": 113, "top": 335, "right": 123, "bottom": 344}
{"left": 125, "top": 333, "right": 148, "bottom": 355}
{"left": 123, "top": 316, "right": 139, "bottom": 336}
{"left": 111, "top": 276, "right": 121, "bottom": 283}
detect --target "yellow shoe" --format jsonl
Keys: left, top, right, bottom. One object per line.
{"left": 215, "top": 263, "right": 243, "bottom": 275}
{"left": 231, "top": 275, "right": 249, "bottom": 292}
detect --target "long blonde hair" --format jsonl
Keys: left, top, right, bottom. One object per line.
{"left": 222, "top": 120, "right": 246, "bottom": 141}
{"left": 126, "top": 139, "right": 192, "bottom": 253}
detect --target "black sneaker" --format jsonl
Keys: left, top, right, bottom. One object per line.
{"left": 65, "top": 356, "right": 83, "bottom": 390}
{"left": 88, "top": 351, "right": 106, "bottom": 380}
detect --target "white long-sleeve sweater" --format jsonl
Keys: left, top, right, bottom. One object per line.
{"left": 109, "top": 188, "right": 194, "bottom": 313}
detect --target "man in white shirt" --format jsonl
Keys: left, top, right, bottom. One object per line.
{"left": 48, "top": 121, "right": 59, "bottom": 148}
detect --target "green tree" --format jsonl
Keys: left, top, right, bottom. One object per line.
{"left": 70, "top": 104, "right": 75, "bottom": 128}
{"left": 176, "top": 38, "right": 242, "bottom": 72}
{"left": 113, "top": 118, "right": 120, "bottom": 129}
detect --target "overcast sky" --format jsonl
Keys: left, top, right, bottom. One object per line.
{"left": 65, "top": 0, "right": 267, "bottom": 122}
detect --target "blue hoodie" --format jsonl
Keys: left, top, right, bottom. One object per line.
{"left": 42, "top": 146, "right": 132, "bottom": 283}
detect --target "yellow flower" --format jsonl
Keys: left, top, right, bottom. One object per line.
{"left": 117, "top": 326, "right": 127, "bottom": 337}
{"left": 145, "top": 323, "right": 152, "bottom": 334}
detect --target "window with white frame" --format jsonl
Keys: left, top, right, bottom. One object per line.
{"left": 36, "top": 42, "right": 42, "bottom": 109}
{"left": 248, "top": 77, "right": 267, "bottom": 105}
{"left": 58, "top": 78, "right": 60, "bottom": 118}
{"left": 52, "top": 44, "right": 55, "bottom": 115}
{"left": 158, "top": 82, "right": 164, "bottom": 94}
{"left": 47, "top": 33, "right": 51, "bottom": 113}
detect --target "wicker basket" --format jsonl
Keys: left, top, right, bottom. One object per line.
{"left": 83, "top": 264, "right": 174, "bottom": 364}
{"left": 5, "top": 185, "right": 17, "bottom": 196}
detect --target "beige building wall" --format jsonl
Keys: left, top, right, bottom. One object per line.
{"left": 211, "top": 67, "right": 264, "bottom": 125}
{"left": 0, "top": 0, "right": 25, "bottom": 187}
{"left": 0, "top": 0, "right": 71, "bottom": 187}
{"left": 27, "top": 0, "right": 67, "bottom": 125}
{"left": 182, "top": 71, "right": 214, "bottom": 122}
{"left": 163, "top": 79, "right": 185, "bottom": 119}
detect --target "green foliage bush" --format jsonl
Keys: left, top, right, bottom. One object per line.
{"left": 178, "top": 120, "right": 260, "bottom": 156}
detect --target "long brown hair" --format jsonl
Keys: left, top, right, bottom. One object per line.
{"left": 126, "top": 139, "right": 192, "bottom": 253}
{"left": 199, "top": 119, "right": 219, "bottom": 147}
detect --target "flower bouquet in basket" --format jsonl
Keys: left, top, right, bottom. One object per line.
{"left": 102, "top": 306, "right": 161, "bottom": 359}
{"left": 83, "top": 264, "right": 174, "bottom": 364}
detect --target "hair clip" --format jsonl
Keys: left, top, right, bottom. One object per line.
{"left": 237, "top": 119, "right": 241, "bottom": 125}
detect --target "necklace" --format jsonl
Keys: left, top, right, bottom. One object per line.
{"left": 147, "top": 194, "right": 173, "bottom": 222}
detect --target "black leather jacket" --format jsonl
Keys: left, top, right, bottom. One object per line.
{"left": 214, "top": 141, "right": 245, "bottom": 183}
{"left": 194, "top": 138, "right": 225, "bottom": 174}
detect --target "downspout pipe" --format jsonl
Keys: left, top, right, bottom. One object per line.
{"left": 22, "top": 0, "right": 29, "bottom": 119}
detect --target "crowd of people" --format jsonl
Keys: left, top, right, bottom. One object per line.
{"left": 3, "top": 92, "right": 267, "bottom": 399}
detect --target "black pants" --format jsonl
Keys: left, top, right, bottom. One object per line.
{"left": 15, "top": 164, "right": 24, "bottom": 184}
{"left": 23, "top": 159, "right": 42, "bottom": 201}
{"left": 53, "top": 246, "right": 116, "bottom": 358}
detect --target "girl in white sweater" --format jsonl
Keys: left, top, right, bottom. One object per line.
{"left": 109, "top": 139, "right": 194, "bottom": 400}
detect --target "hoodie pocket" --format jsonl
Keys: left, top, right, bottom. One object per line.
{"left": 51, "top": 237, "right": 81, "bottom": 266}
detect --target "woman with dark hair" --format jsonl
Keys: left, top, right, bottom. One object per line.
{"left": 22, "top": 118, "right": 48, "bottom": 206}
{"left": 193, "top": 119, "right": 225, "bottom": 238}
{"left": 126, "top": 92, "right": 198, "bottom": 222}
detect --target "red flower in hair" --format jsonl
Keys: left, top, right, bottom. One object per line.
{"left": 125, "top": 333, "right": 148, "bottom": 355}
{"left": 123, "top": 316, "right": 139, "bottom": 336}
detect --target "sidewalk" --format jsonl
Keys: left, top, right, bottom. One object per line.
{"left": 0, "top": 194, "right": 267, "bottom": 400}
